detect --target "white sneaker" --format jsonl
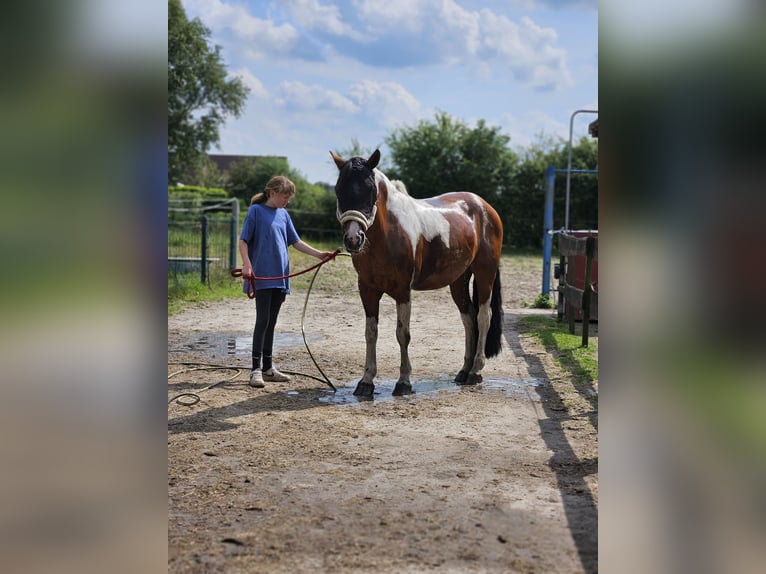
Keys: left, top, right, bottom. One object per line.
{"left": 249, "top": 368, "right": 265, "bottom": 388}
{"left": 262, "top": 368, "right": 291, "bottom": 382}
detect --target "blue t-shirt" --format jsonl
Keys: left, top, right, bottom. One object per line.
{"left": 240, "top": 203, "right": 300, "bottom": 293}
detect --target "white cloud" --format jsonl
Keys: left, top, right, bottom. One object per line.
{"left": 231, "top": 68, "right": 269, "bottom": 99}
{"left": 185, "top": 1, "right": 572, "bottom": 89}
{"left": 348, "top": 80, "right": 423, "bottom": 127}
{"left": 282, "top": 0, "right": 364, "bottom": 39}
{"left": 479, "top": 14, "right": 572, "bottom": 90}
{"left": 277, "top": 81, "right": 360, "bottom": 113}
{"left": 502, "top": 110, "right": 568, "bottom": 148}
{"left": 346, "top": 1, "right": 572, "bottom": 90}
{"left": 353, "top": 0, "right": 428, "bottom": 33}
{"left": 183, "top": 0, "right": 300, "bottom": 57}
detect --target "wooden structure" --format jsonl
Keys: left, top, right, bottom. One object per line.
{"left": 557, "top": 232, "right": 598, "bottom": 347}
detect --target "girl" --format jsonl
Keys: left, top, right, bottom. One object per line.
{"left": 239, "top": 176, "right": 336, "bottom": 387}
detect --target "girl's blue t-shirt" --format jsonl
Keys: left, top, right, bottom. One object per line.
{"left": 240, "top": 203, "right": 300, "bottom": 293}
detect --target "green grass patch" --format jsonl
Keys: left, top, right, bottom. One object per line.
{"left": 517, "top": 315, "right": 598, "bottom": 386}
{"left": 168, "top": 272, "right": 243, "bottom": 315}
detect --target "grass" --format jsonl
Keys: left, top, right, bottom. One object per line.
{"left": 517, "top": 315, "right": 598, "bottom": 386}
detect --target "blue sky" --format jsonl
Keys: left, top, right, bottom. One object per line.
{"left": 181, "top": 0, "right": 598, "bottom": 184}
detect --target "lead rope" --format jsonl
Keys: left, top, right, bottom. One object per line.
{"left": 283, "top": 252, "right": 352, "bottom": 391}
{"left": 168, "top": 251, "right": 353, "bottom": 406}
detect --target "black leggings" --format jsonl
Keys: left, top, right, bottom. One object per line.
{"left": 252, "top": 288, "right": 286, "bottom": 371}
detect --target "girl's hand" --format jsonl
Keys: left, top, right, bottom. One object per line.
{"left": 320, "top": 250, "right": 337, "bottom": 260}
{"left": 242, "top": 264, "right": 254, "bottom": 278}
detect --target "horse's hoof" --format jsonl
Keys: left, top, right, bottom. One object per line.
{"left": 353, "top": 381, "right": 375, "bottom": 398}
{"left": 454, "top": 370, "right": 468, "bottom": 384}
{"left": 393, "top": 381, "right": 414, "bottom": 396}
{"left": 456, "top": 372, "right": 482, "bottom": 386}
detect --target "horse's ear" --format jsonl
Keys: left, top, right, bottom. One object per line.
{"left": 330, "top": 151, "right": 346, "bottom": 170}
{"left": 366, "top": 149, "right": 381, "bottom": 170}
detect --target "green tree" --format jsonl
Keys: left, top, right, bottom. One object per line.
{"left": 225, "top": 157, "right": 337, "bottom": 235}
{"left": 507, "top": 135, "right": 598, "bottom": 248}
{"left": 168, "top": 0, "right": 249, "bottom": 184}
{"left": 385, "top": 112, "right": 518, "bottom": 202}
{"left": 226, "top": 156, "right": 291, "bottom": 205}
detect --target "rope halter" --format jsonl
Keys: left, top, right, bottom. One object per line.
{"left": 336, "top": 205, "right": 377, "bottom": 232}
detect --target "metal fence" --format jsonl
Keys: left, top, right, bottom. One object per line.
{"left": 168, "top": 197, "right": 240, "bottom": 284}
{"left": 168, "top": 215, "right": 239, "bottom": 283}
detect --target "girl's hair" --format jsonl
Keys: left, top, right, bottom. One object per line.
{"left": 250, "top": 175, "right": 296, "bottom": 205}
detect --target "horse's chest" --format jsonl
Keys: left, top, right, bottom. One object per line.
{"left": 353, "top": 255, "right": 413, "bottom": 296}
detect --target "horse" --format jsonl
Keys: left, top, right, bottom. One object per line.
{"left": 331, "top": 149, "right": 504, "bottom": 398}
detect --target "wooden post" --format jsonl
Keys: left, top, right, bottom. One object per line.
{"left": 581, "top": 236, "right": 595, "bottom": 347}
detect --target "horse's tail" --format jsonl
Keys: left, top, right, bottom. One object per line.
{"left": 471, "top": 270, "right": 503, "bottom": 358}
{"left": 485, "top": 270, "right": 503, "bottom": 358}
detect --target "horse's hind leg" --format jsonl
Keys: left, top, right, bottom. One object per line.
{"left": 449, "top": 273, "right": 475, "bottom": 384}
{"left": 465, "top": 267, "right": 499, "bottom": 385}
{"left": 393, "top": 300, "right": 413, "bottom": 396}
{"left": 354, "top": 285, "right": 382, "bottom": 398}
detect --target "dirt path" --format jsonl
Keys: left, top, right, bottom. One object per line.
{"left": 168, "top": 275, "right": 598, "bottom": 573}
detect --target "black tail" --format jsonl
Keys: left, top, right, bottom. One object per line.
{"left": 485, "top": 271, "right": 503, "bottom": 358}
{"left": 471, "top": 270, "right": 503, "bottom": 358}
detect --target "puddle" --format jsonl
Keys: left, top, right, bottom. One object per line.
{"left": 281, "top": 374, "right": 544, "bottom": 406}
{"left": 175, "top": 332, "right": 318, "bottom": 357}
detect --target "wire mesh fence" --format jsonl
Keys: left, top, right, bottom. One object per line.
{"left": 168, "top": 215, "right": 237, "bottom": 283}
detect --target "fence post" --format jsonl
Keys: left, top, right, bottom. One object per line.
{"left": 542, "top": 166, "right": 555, "bottom": 296}
{"left": 230, "top": 199, "right": 239, "bottom": 270}
{"left": 581, "top": 236, "right": 595, "bottom": 347}
{"left": 200, "top": 215, "right": 208, "bottom": 284}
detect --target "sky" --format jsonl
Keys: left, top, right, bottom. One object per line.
{"left": 180, "top": 0, "right": 598, "bottom": 184}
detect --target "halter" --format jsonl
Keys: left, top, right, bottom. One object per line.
{"left": 336, "top": 204, "right": 377, "bottom": 232}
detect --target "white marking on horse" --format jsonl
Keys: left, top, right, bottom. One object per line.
{"left": 376, "top": 171, "right": 452, "bottom": 256}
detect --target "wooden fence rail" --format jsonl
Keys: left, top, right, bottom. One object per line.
{"left": 557, "top": 233, "right": 598, "bottom": 347}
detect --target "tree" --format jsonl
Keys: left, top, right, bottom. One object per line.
{"left": 385, "top": 112, "right": 518, "bottom": 202}
{"left": 225, "top": 157, "right": 337, "bottom": 234}
{"left": 168, "top": 0, "right": 249, "bottom": 184}
{"left": 506, "top": 135, "right": 598, "bottom": 248}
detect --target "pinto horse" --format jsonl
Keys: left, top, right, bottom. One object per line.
{"left": 331, "top": 149, "right": 504, "bottom": 398}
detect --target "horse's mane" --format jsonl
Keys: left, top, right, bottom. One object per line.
{"left": 376, "top": 170, "right": 409, "bottom": 196}
{"left": 390, "top": 180, "right": 409, "bottom": 196}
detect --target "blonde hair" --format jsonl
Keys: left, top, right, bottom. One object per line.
{"left": 250, "top": 175, "right": 296, "bottom": 205}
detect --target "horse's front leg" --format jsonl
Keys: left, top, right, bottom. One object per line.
{"left": 393, "top": 300, "right": 413, "bottom": 396}
{"left": 354, "top": 286, "right": 382, "bottom": 398}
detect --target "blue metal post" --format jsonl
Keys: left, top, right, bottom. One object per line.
{"left": 542, "top": 166, "right": 556, "bottom": 296}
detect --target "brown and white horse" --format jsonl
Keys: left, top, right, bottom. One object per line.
{"left": 331, "top": 149, "right": 504, "bottom": 398}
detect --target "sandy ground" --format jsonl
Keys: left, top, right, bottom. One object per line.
{"left": 168, "top": 265, "right": 598, "bottom": 573}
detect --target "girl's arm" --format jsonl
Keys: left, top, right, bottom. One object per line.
{"left": 239, "top": 239, "right": 253, "bottom": 277}
{"left": 292, "top": 240, "right": 336, "bottom": 260}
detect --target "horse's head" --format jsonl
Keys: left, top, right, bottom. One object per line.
{"left": 330, "top": 149, "right": 380, "bottom": 253}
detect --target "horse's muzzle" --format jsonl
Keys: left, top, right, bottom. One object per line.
{"left": 343, "top": 229, "right": 366, "bottom": 253}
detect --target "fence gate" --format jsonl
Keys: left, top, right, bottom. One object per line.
{"left": 168, "top": 198, "right": 240, "bottom": 284}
